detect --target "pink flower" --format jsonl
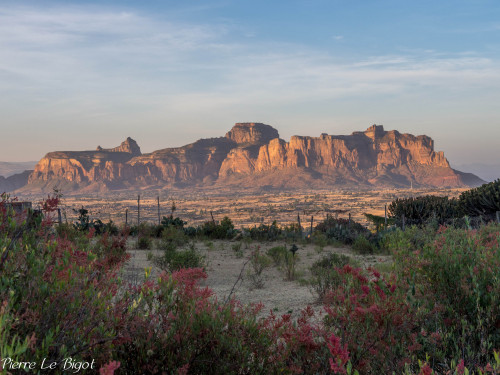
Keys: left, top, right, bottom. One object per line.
{"left": 99, "top": 361, "right": 120, "bottom": 375}
{"left": 327, "top": 334, "right": 349, "bottom": 374}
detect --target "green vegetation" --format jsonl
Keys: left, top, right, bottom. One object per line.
{"left": 2, "top": 180, "right": 500, "bottom": 374}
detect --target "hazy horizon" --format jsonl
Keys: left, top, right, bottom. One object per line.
{"left": 1, "top": 1, "right": 499, "bottom": 167}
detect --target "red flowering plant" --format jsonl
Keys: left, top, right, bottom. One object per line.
{"left": 323, "top": 264, "right": 421, "bottom": 374}
{"left": 392, "top": 224, "right": 500, "bottom": 369}
{"left": 0, "top": 194, "right": 130, "bottom": 368}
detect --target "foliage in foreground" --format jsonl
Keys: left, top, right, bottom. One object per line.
{"left": 1, "top": 193, "right": 500, "bottom": 374}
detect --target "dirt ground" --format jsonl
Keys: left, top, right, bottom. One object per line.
{"left": 121, "top": 239, "right": 392, "bottom": 319}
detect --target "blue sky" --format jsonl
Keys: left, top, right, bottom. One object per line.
{"left": 1, "top": 0, "right": 499, "bottom": 173}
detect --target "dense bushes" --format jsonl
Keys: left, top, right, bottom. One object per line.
{"left": 3, "top": 192, "right": 500, "bottom": 374}
{"left": 315, "top": 216, "right": 369, "bottom": 244}
{"left": 388, "top": 179, "right": 500, "bottom": 227}
{"left": 458, "top": 178, "right": 500, "bottom": 219}
{"left": 390, "top": 224, "right": 500, "bottom": 367}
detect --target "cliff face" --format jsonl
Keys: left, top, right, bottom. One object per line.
{"left": 23, "top": 123, "right": 484, "bottom": 193}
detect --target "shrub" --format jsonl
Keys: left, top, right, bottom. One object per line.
{"left": 392, "top": 224, "right": 500, "bottom": 367}
{"left": 136, "top": 236, "right": 152, "bottom": 250}
{"left": 0, "top": 195, "right": 130, "bottom": 369}
{"left": 266, "top": 245, "right": 288, "bottom": 266}
{"left": 231, "top": 242, "right": 243, "bottom": 257}
{"left": 310, "top": 253, "right": 354, "bottom": 300}
{"left": 351, "top": 235, "right": 376, "bottom": 255}
{"left": 247, "top": 247, "right": 272, "bottom": 289}
{"left": 158, "top": 225, "right": 188, "bottom": 249}
{"left": 323, "top": 266, "right": 420, "bottom": 374}
{"left": 388, "top": 195, "right": 459, "bottom": 227}
{"left": 200, "top": 216, "right": 237, "bottom": 239}
{"left": 458, "top": 178, "right": 500, "bottom": 219}
{"left": 153, "top": 243, "right": 204, "bottom": 272}
{"left": 315, "top": 216, "right": 369, "bottom": 244}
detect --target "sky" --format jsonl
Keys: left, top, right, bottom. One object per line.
{"left": 0, "top": 0, "right": 499, "bottom": 174}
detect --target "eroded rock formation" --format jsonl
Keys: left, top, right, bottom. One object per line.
{"left": 23, "top": 123, "right": 484, "bottom": 193}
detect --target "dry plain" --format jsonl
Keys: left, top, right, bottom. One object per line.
{"left": 18, "top": 187, "right": 467, "bottom": 230}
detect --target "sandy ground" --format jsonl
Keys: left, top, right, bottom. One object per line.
{"left": 122, "top": 240, "right": 392, "bottom": 319}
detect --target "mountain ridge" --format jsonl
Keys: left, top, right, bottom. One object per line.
{"left": 16, "top": 123, "right": 485, "bottom": 194}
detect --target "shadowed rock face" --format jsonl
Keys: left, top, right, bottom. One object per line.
{"left": 23, "top": 123, "right": 485, "bottom": 193}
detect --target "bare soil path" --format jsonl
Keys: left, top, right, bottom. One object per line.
{"left": 122, "top": 240, "right": 392, "bottom": 318}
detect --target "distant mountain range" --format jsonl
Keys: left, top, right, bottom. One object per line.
{"left": 451, "top": 163, "right": 500, "bottom": 183}
{"left": 2, "top": 123, "right": 486, "bottom": 194}
{"left": 0, "top": 161, "right": 37, "bottom": 177}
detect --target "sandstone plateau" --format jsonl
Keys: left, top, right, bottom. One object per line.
{"left": 19, "top": 123, "right": 484, "bottom": 194}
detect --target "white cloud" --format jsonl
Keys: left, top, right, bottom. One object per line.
{"left": 0, "top": 5, "right": 499, "bottom": 164}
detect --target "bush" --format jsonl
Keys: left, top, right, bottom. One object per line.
{"left": 247, "top": 247, "right": 272, "bottom": 288}
{"left": 310, "top": 253, "right": 354, "bottom": 300}
{"left": 458, "top": 178, "right": 500, "bottom": 219}
{"left": 136, "top": 236, "right": 152, "bottom": 250}
{"left": 266, "top": 245, "right": 288, "bottom": 266}
{"left": 153, "top": 243, "right": 204, "bottom": 272}
{"left": 351, "top": 235, "right": 376, "bottom": 255}
{"left": 323, "top": 266, "right": 420, "bottom": 374}
{"left": 158, "top": 225, "right": 188, "bottom": 249}
{"left": 200, "top": 216, "right": 237, "bottom": 239}
{"left": 0, "top": 195, "right": 130, "bottom": 370}
{"left": 392, "top": 224, "right": 500, "bottom": 367}
{"left": 315, "top": 216, "right": 369, "bottom": 244}
{"left": 388, "top": 195, "right": 459, "bottom": 227}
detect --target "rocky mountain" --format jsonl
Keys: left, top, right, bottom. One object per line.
{"left": 20, "top": 123, "right": 484, "bottom": 193}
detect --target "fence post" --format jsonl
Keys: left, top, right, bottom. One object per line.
{"left": 402, "top": 213, "right": 405, "bottom": 231}
{"left": 297, "top": 213, "right": 302, "bottom": 236}
{"left": 210, "top": 211, "right": 215, "bottom": 224}
{"left": 57, "top": 208, "right": 62, "bottom": 225}
{"left": 157, "top": 196, "right": 161, "bottom": 225}
{"left": 348, "top": 212, "right": 351, "bottom": 228}
{"left": 384, "top": 204, "right": 387, "bottom": 229}
{"left": 137, "top": 195, "right": 140, "bottom": 225}
{"left": 310, "top": 215, "right": 314, "bottom": 237}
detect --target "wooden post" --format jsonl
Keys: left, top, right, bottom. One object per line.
{"left": 137, "top": 195, "right": 140, "bottom": 225}
{"left": 57, "top": 208, "right": 62, "bottom": 225}
{"left": 310, "top": 215, "right": 314, "bottom": 237}
{"left": 157, "top": 196, "right": 161, "bottom": 225}
{"left": 210, "top": 211, "right": 215, "bottom": 224}
{"left": 402, "top": 213, "right": 405, "bottom": 231}
{"left": 297, "top": 213, "right": 302, "bottom": 235}
{"left": 348, "top": 212, "right": 351, "bottom": 228}
{"left": 384, "top": 204, "right": 387, "bottom": 229}
{"left": 496, "top": 211, "right": 500, "bottom": 224}
{"left": 125, "top": 209, "right": 128, "bottom": 226}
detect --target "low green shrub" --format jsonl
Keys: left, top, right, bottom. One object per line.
{"left": 310, "top": 252, "right": 354, "bottom": 300}
{"left": 153, "top": 243, "right": 204, "bottom": 272}
{"left": 247, "top": 247, "right": 272, "bottom": 288}
{"left": 351, "top": 235, "right": 375, "bottom": 255}
{"left": 266, "top": 245, "right": 288, "bottom": 266}
{"left": 136, "top": 236, "right": 152, "bottom": 250}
